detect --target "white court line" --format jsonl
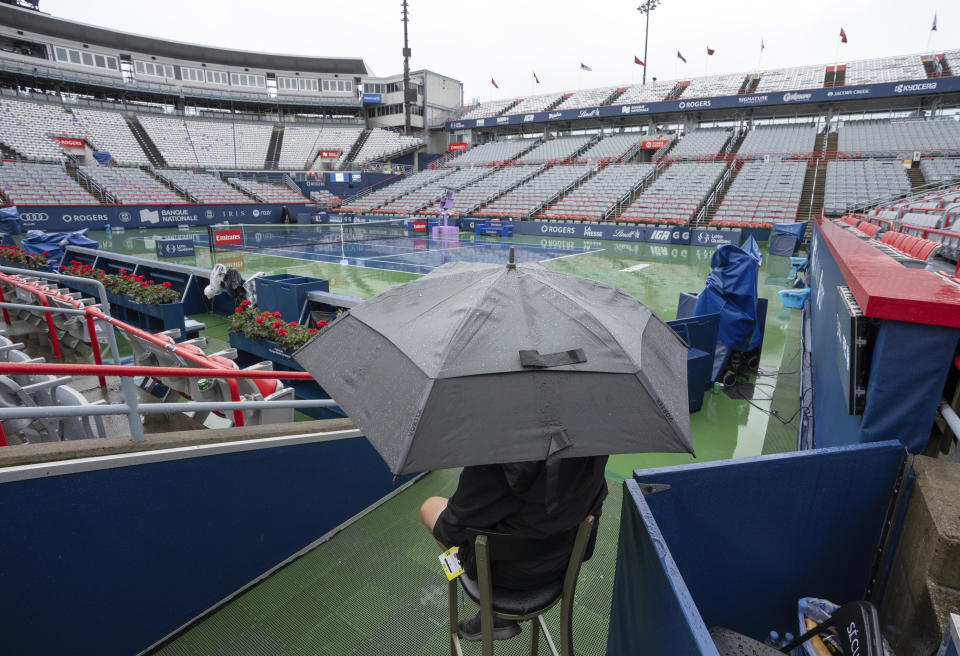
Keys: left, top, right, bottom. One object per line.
{"left": 620, "top": 263, "right": 651, "bottom": 272}
{"left": 540, "top": 249, "right": 604, "bottom": 263}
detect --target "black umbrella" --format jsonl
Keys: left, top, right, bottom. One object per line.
{"left": 295, "top": 252, "right": 693, "bottom": 475}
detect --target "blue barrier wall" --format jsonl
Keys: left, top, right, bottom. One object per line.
{"left": 607, "top": 441, "right": 906, "bottom": 654}
{"left": 0, "top": 434, "right": 411, "bottom": 655}
{"left": 11, "top": 203, "right": 314, "bottom": 232}
{"left": 808, "top": 224, "right": 960, "bottom": 452}
{"left": 323, "top": 172, "right": 397, "bottom": 200}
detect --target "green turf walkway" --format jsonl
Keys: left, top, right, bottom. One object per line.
{"left": 153, "top": 469, "right": 624, "bottom": 656}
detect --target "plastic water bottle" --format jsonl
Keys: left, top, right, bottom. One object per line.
{"left": 105, "top": 224, "right": 112, "bottom": 237}
{"left": 780, "top": 632, "right": 795, "bottom": 647}
{"left": 763, "top": 630, "right": 780, "bottom": 647}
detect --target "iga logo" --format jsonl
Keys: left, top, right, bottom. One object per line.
{"left": 649, "top": 229, "right": 670, "bottom": 241}
{"left": 523, "top": 114, "right": 535, "bottom": 122}
{"left": 19, "top": 212, "right": 49, "bottom": 223}
{"left": 118, "top": 211, "right": 132, "bottom": 223}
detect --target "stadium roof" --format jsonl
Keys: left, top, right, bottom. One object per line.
{"left": 0, "top": 4, "right": 370, "bottom": 75}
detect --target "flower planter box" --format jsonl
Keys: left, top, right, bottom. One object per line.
{"left": 228, "top": 331, "right": 345, "bottom": 419}
{"left": 94, "top": 289, "right": 187, "bottom": 336}
{"left": 255, "top": 274, "right": 329, "bottom": 323}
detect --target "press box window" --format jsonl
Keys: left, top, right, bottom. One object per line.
{"left": 206, "top": 70, "right": 228, "bottom": 85}
{"left": 182, "top": 67, "right": 204, "bottom": 83}
{"left": 54, "top": 46, "right": 118, "bottom": 72}
{"left": 135, "top": 60, "right": 175, "bottom": 78}
{"left": 231, "top": 73, "right": 265, "bottom": 88}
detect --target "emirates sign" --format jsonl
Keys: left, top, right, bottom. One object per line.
{"left": 213, "top": 229, "right": 242, "bottom": 246}
{"left": 448, "top": 142, "right": 468, "bottom": 153}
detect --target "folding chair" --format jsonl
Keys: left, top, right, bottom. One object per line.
{"left": 448, "top": 515, "right": 595, "bottom": 656}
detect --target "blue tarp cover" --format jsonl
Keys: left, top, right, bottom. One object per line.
{"left": 21, "top": 229, "right": 98, "bottom": 266}
{"left": 694, "top": 243, "right": 759, "bottom": 352}
{"left": 773, "top": 221, "right": 808, "bottom": 239}
{"left": 0, "top": 206, "right": 21, "bottom": 235}
{"left": 92, "top": 151, "right": 113, "bottom": 166}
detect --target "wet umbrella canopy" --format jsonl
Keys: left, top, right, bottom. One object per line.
{"left": 294, "top": 255, "right": 693, "bottom": 475}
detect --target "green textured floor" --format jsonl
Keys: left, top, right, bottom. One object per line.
{"left": 152, "top": 469, "right": 624, "bottom": 656}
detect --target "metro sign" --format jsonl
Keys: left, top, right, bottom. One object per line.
{"left": 213, "top": 229, "right": 242, "bottom": 246}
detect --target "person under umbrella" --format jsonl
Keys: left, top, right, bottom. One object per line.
{"left": 295, "top": 249, "right": 693, "bottom": 641}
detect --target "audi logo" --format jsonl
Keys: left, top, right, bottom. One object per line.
{"left": 19, "top": 212, "right": 49, "bottom": 222}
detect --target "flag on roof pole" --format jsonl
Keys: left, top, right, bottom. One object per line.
{"left": 580, "top": 63, "right": 592, "bottom": 71}
{"left": 760, "top": 39, "right": 765, "bottom": 52}
{"left": 934, "top": 54, "right": 943, "bottom": 75}
{"left": 677, "top": 50, "right": 687, "bottom": 63}
{"left": 932, "top": 13, "right": 937, "bottom": 31}
{"left": 706, "top": 47, "right": 715, "bottom": 56}
{"left": 533, "top": 71, "right": 540, "bottom": 84}
{"left": 634, "top": 56, "right": 645, "bottom": 66}
{"left": 840, "top": 27, "right": 847, "bottom": 43}
{"left": 491, "top": 78, "right": 499, "bottom": 89}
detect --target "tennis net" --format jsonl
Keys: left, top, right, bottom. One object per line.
{"left": 207, "top": 219, "right": 410, "bottom": 254}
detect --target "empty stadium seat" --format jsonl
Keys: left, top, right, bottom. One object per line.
{"left": 620, "top": 162, "right": 726, "bottom": 225}
{"left": 0, "top": 161, "right": 99, "bottom": 205}
{"left": 823, "top": 160, "right": 911, "bottom": 215}
{"left": 477, "top": 165, "right": 592, "bottom": 219}
{"left": 710, "top": 161, "right": 805, "bottom": 228}
{"left": 541, "top": 163, "right": 654, "bottom": 221}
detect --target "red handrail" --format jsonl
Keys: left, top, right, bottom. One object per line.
{"left": 0, "top": 361, "right": 313, "bottom": 380}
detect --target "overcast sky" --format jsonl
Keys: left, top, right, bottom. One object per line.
{"left": 41, "top": 0, "right": 957, "bottom": 104}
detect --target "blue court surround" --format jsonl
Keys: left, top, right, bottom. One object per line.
{"left": 205, "top": 233, "right": 601, "bottom": 275}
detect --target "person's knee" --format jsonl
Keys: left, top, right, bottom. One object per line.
{"left": 420, "top": 496, "right": 447, "bottom": 531}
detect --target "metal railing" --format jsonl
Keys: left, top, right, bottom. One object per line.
{"left": 0, "top": 266, "right": 325, "bottom": 445}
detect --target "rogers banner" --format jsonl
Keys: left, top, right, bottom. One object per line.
{"left": 319, "top": 150, "right": 341, "bottom": 159}
{"left": 448, "top": 142, "right": 468, "bottom": 153}
{"left": 213, "top": 229, "right": 242, "bottom": 246}
{"left": 55, "top": 137, "right": 86, "bottom": 148}
{"left": 642, "top": 139, "right": 669, "bottom": 150}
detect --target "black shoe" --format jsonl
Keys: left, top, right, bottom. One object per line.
{"left": 457, "top": 612, "right": 521, "bottom": 642}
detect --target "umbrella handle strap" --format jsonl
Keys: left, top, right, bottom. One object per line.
{"left": 519, "top": 349, "right": 587, "bottom": 368}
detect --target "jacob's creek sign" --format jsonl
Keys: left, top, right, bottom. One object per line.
{"left": 212, "top": 229, "right": 243, "bottom": 246}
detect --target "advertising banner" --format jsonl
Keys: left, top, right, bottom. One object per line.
{"left": 155, "top": 237, "right": 196, "bottom": 259}
{"left": 54, "top": 137, "right": 85, "bottom": 148}
{"left": 10, "top": 203, "right": 312, "bottom": 231}
{"left": 691, "top": 229, "right": 742, "bottom": 246}
{"left": 361, "top": 93, "right": 382, "bottom": 104}
{"left": 448, "top": 142, "right": 468, "bottom": 152}
{"left": 318, "top": 150, "right": 341, "bottom": 159}
{"left": 641, "top": 139, "right": 669, "bottom": 149}
{"left": 212, "top": 229, "right": 242, "bottom": 247}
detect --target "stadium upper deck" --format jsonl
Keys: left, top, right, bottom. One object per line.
{"left": 445, "top": 48, "right": 960, "bottom": 132}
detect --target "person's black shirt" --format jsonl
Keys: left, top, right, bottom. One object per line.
{"left": 432, "top": 455, "right": 608, "bottom": 590}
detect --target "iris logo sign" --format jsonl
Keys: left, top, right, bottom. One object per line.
{"left": 205, "top": 209, "right": 215, "bottom": 220}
